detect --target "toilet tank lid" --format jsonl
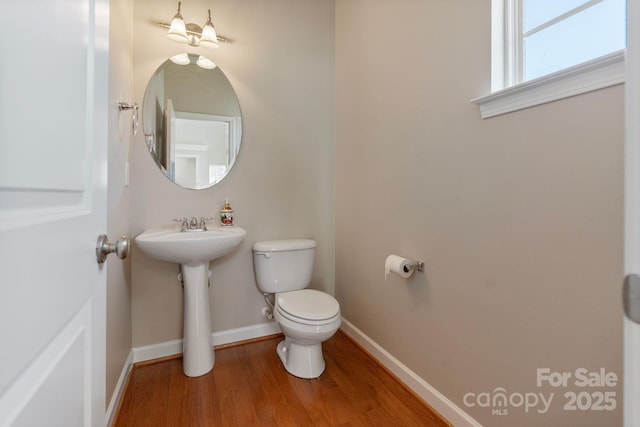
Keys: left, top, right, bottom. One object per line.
{"left": 253, "top": 239, "right": 316, "bottom": 252}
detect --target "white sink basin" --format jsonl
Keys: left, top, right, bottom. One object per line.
{"left": 135, "top": 225, "right": 246, "bottom": 266}
{"left": 134, "top": 224, "right": 246, "bottom": 377}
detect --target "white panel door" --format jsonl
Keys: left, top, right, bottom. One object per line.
{"left": 0, "top": 0, "right": 109, "bottom": 426}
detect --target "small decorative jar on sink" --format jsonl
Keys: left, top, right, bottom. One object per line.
{"left": 135, "top": 220, "right": 246, "bottom": 377}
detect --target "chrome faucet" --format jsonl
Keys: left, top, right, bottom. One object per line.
{"left": 175, "top": 217, "right": 210, "bottom": 232}
{"left": 176, "top": 218, "right": 189, "bottom": 232}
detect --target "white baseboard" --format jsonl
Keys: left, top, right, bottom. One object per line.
{"left": 132, "top": 321, "right": 281, "bottom": 363}
{"left": 213, "top": 321, "right": 281, "bottom": 347}
{"left": 132, "top": 338, "right": 182, "bottom": 364}
{"left": 105, "top": 349, "right": 133, "bottom": 427}
{"left": 340, "top": 318, "right": 481, "bottom": 427}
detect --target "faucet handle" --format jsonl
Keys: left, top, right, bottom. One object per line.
{"left": 174, "top": 217, "right": 189, "bottom": 231}
{"left": 199, "top": 216, "right": 216, "bottom": 231}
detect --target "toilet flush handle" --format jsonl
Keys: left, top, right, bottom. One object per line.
{"left": 255, "top": 251, "right": 271, "bottom": 259}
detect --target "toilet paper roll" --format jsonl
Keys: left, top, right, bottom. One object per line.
{"left": 385, "top": 255, "right": 414, "bottom": 280}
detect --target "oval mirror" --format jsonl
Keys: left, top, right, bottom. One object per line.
{"left": 142, "top": 53, "right": 242, "bottom": 190}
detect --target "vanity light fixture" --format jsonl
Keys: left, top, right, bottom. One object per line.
{"left": 160, "top": 2, "right": 227, "bottom": 48}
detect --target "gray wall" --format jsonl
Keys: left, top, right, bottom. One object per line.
{"left": 335, "top": 1, "right": 623, "bottom": 426}
{"left": 130, "top": 0, "right": 335, "bottom": 346}
{"left": 106, "top": 0, "right": 133, "bottom": 407}
{"left": 117, "top": 1, "right": 623, "bottom": 425}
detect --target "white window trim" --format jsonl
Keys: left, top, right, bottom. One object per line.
{"left": 472, "top": 50, "right": 624, "bottom": 118}
{"left": 472, "top": 0, "right": 625, "bottom": 119}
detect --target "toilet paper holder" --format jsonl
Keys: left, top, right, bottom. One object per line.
{"left": 404, "top": 261, "right": 425, "bottom": 273}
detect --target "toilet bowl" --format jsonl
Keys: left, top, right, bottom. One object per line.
{"left": 252, "top": 239, "right": 341, "bottom": 378}
{"left": 274, "top": 289, "right": 341, "bottom": 378}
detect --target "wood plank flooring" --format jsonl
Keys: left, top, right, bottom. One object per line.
{"left": 113, "top": 330, "right": 451, "bottom": 427}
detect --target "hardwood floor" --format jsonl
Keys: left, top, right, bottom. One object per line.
{"left": 113, "top": 331, "right": 451, "bottom": 427}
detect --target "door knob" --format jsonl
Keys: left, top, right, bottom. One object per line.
{"left": 96, "top": 234, "right": 130, "bottom": 264}
{"left": 624, "top": 274, "right": 640, "bottom": 324}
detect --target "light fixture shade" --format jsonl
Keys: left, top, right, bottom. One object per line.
{"left": 196, "top": 55, "right": 217, "bottom": 70}
{"left": 199, "top": 10, "right": 219, "bottom": 48}
{"left": 167, "top": 2, "right": 188, "bottom": 42}
{"left": 169, "top": 53, "right": 190, "bottom": 65}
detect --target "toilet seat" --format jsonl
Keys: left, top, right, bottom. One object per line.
{"left": 276, "top": 289, "right": 340, "bottom": 326}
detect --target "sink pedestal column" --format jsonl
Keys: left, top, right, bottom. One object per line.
{"left": 181, "top": 263, "right": 214, "bottom": 377}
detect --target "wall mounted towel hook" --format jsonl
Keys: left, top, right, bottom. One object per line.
{"left": 118, "top": 102, "right": 139, "bottom": 135}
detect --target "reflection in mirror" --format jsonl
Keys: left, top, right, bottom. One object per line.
{"left": 142, "top": 53, "right": 242, "bottom": 190}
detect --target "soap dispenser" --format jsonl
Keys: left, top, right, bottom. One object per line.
{"left": 220, "top": 198, "right": 234, "bottom": 226}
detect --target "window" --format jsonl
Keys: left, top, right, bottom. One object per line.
{"left": 472, "top": 0, "right": 627, "bottom": 118}
{"left": 514, "top": 0, "right": 625, "bottom": 85}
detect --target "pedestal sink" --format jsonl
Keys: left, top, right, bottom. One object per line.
{"left": 135, "top": 225, "right": 246, "bottom": 377}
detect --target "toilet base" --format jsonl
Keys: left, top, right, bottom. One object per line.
{"left": 277, "top": 338, "right": 326, "bottom": 379}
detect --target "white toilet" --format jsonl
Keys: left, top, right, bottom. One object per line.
{"left": 252, "top": 239, "right": 341, "bottom": 378}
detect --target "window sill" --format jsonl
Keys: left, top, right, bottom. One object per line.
{"left": 471, "top": 50, "right": 625, "bottom": 119}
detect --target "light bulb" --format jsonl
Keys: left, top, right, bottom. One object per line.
{"left": 167, "top": 2, "right": 188, "bottom": 43}
{"left": 199, "top": 10, "right": 219, "bottom": 48}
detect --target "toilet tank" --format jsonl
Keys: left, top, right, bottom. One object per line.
{"left": 252, "top": 239, "right": 316, "bottom": 293}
